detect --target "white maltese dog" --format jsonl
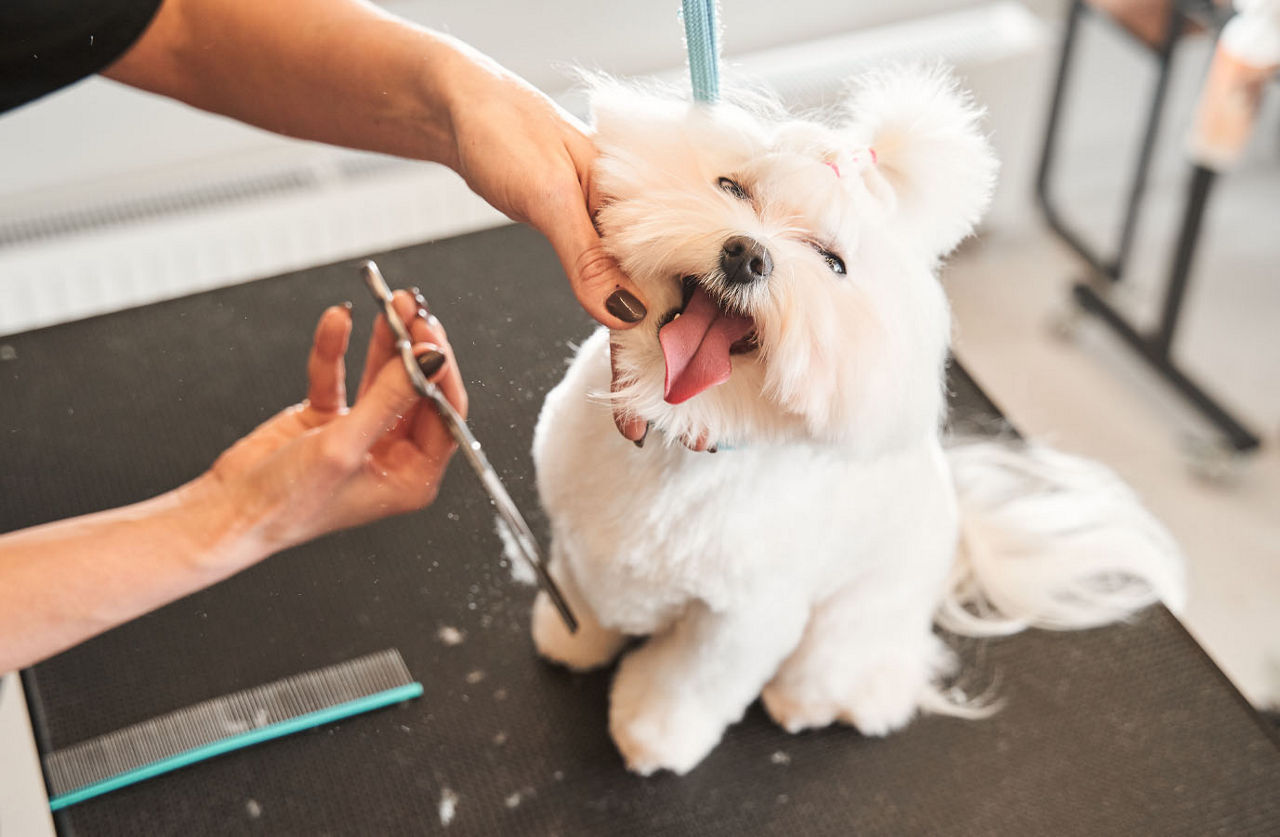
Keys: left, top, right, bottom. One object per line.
{"left": 528, "top": 67, "right": 1185, "bottom": 776}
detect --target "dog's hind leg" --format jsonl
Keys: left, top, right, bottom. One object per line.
{"left": 608, "top": 597, "right": 810, "bottom": 775}
{"left": 531, "top": 546, "right": 626, "bottom": 671}
{"left": 762, "top": 571, "right": 947, "bottom": 737}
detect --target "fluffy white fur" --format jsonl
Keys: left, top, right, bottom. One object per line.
{"left": 528, "top": 67, "right": 1186, "bottom": 775}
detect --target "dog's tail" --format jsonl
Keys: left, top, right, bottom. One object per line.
{"left": 937, "top": 441, "right": 1186, "bottom": 638}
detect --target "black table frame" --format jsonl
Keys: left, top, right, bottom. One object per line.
{"left": 1035, "top": 0, "right": 1262, "bottom": 453}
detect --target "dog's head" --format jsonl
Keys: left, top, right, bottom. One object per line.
{"left": 593, "top": 67, "right": 997, "bottom": 455}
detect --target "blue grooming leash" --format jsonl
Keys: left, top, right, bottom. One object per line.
{"left": 681, "top": 0, "right": 721, "bottom": 103}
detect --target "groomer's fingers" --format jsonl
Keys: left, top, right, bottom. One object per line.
{"left": 370, "top": 298, "right": 465, "bottom": 452}
{"left": 398, "top": 342, "right": 457, "bottom": 467}
{"left": 336, "top": 344, "right": 435, "bottom": 455}
{"left": 305, "top": 304, "right": 352, "bottom": 416}
{"left": 682, "top": 429, "right": 712, "bottom": 453}
{"left": 530, "top": 183, "right": 647, "bottom": 331}
{"left": 413, "top": 312, "right": 466, "bottom": 418}
{"left": 356, "top": 290, "right": 420, "bottom": 401}
{"left": 407, "top": 317, "right": 468, "bottom": 457}
{"left": 612, "top": 407, "right": 648, "bottom": 445}
{"left": 610, "top": 339, "right": 648, "bottom": 444}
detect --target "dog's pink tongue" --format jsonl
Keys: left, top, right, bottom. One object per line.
{"left": 659, "top": 287, "right": 754, "bottom": 404}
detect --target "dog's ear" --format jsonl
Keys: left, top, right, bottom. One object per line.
{"left": 840, "top": 66, "right": 998, "bottom": 259}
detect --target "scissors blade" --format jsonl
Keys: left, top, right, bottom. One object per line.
{"left": 359, "top": 260, "right": 579, "bottom": 633}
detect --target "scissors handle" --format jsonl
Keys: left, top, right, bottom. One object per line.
{"left": 358, "top": 260, "right": 579, "bottom": 634}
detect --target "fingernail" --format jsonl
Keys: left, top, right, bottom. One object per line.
{"left": 426, "top": 314, "right": 442, "bottom": 329}
{"left": 413, "top": 290, "right": 428, "bottom": 309}
{"left": 341, "top": 300, "right": 353, "bottom": 311}
{"left": 633, "top": 423, "right": 649, "bottom": 448}
{"left": 417, "top": 307, "right": 429, "bottom": 321}
{"left": 708, "top": 445, "right": 718, "bottom": 454}
{"left": 605, "top": 289, "right": 646, "bottom": 324}
{"left": 416, "top": 350, "right": 446, "bottom": 379}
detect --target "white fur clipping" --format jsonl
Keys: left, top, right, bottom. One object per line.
{"left": 939, "top": 442, "right": 1187, "bottom": 637}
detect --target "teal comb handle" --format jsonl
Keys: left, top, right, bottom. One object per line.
{"left": 48, "top": 682, "right": 422, "bottom": 811}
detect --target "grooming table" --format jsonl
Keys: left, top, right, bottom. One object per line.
{"left": 4, "top": 225, "right": 1277, "bottom": 835}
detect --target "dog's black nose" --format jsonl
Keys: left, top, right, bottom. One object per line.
{"left": 720, "top": 236, "right": 773, "bottom": 285}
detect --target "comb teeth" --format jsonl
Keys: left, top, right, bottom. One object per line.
{"left": 44, "top": 649, "right": 414, "bottom": 798}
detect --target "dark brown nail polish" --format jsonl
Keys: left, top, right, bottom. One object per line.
{"left": 605, "top": 289, "right": 646, "bottom": 324}
{"left": 416, "top": 350, "right": 446, "bottom": 379}
{"left": 633, "top": 422, "right": 649, "bottom": 448}
{"left": 708, "top": 446, "right": 718, "bottom": 454}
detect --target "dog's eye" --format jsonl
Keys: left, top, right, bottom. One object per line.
{"left": 817, "top": 248, "right": 846, "bottom": 275}
{"left": 717, "top": 177, "right": 749, "bottom": 201}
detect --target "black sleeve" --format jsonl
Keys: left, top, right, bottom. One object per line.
{"left": 1, "top": 0, "right": 165, "bottom": 114}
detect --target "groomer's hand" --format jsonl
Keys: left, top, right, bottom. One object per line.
{"left": 443, "top": 67, "right": 653, "bottom": 445}
{"left": 442, "top": 64, "right": 657, "bottom": 444}
{"left": 203, "top": 291, "right": 467, "bottom": 552}
{"left": 437, "top": 47, "right": 648, "bottom": 332}
{"left": 105, "top": 0, "right": 646, "bottom": 440}
{"left": 0, "top": 291, "right": 465, "bottom": 671}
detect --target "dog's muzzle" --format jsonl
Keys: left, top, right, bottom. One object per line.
{"left": 720, "top": 236, "right": 773, "bottom": 286}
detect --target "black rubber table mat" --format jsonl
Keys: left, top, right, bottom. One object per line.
{"left": 4, "top": 224, "right": 1277, "bottom": 835}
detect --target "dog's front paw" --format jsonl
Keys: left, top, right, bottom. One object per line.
{"left": 763, "top": 659, "right": 923, "bottom": 737}
{"left": 609, "top": 695, "right": 725, "bottom": 776}
{"left": 609, "top": 653, "right": 727, "bottom": 775}
{"left": 761, "top": 682, "right": 842, "bottom": 734}
{"left": 531, "top": 591, "right": 626, "bottom": 671}
{"left": 839, "top": 661, "right": 924, "bottom": 736}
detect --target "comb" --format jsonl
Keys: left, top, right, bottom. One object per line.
{"left": 42, "top": 648, "right": 422, "bottom": 811}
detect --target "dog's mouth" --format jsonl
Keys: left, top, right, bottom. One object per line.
{"left": 657, "top": 276, "right": 758, "bottom": 405}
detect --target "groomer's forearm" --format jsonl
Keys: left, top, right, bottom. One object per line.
{"left": 104, "top": 0, "right": 482, "bottom": 169}
{"left": 0, "top": 479, "right": 259, "bottom": 672}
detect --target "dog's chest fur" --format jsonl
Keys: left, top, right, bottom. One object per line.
{"left": 533, "top": 329, "right": 958, "bottom": 636}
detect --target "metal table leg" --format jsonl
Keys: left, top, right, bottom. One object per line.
{"left": 1035, "top": 0, "right": 1262, "bottom": 454}
{"left": 1036, "top": 0, "right": 1183, "bottom": 282}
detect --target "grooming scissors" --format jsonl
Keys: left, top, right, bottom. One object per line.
{"left": 359, "top": 260, "right": 578, "bottom": 633}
